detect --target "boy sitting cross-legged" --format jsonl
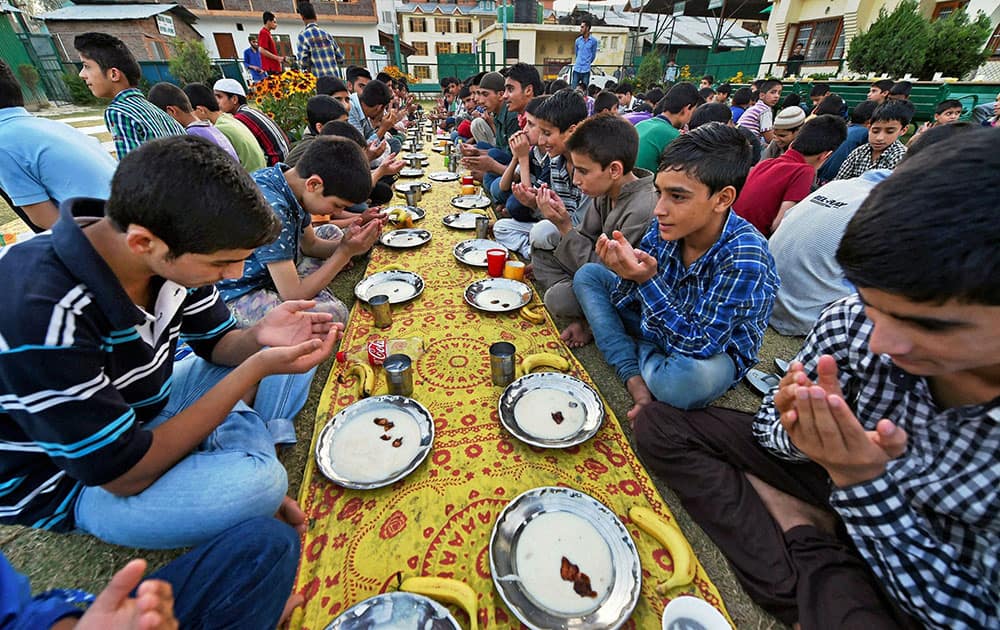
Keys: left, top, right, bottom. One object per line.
{"left": 573, "top": 123, "right": 779, "bottom": 418}
{"left": 0, "top": 135, "right": 338, "bottom": 549}
{"left": 218, "top": 136, "right": 384, "bottom": 328}
{"left": 530, "top": 112, "right": 656, "bottom": 348}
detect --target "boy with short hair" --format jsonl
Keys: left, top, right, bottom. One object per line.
{"left": 700, "top": 75, "right": 714, "bottom": 89}
{"left": 74, "top": 32, "right": 184, "bottom": 159}
{"left": 284, "top": 94, "right": 348, "bottom": 165}
{"left": 888, "top": 80, "right": 912, "bottom": 101}
{"left": 738, "top": 78, "right": 783, "bottom": 144}
{"left": 806, "top": 83, "right": 830, "bottom": 114}
{"left": 345, "top": 65, "right": 372, "bottom": 94}
{"left": 761, "top": 106, "right": 806, "bottom": 160}
{"left": 867, "top": 79, "right": 894, "bottom": 104}
{"left": 574, "top": 123, "right": 779, "bottom": 418}
{"left": 836, "top": 100, "right": 913, "bottom": 179}
{"left": 634, "top": 82, "right": 701, "bottom": 172}
{"left": 730, "top": 87, "right": 752, "bottom": 123}
{"left": 258, "top": 11, "right": 284, "bottom": 75}
{"left": 183, "top": 82, "right": 266, "bottom": 172}
{"left": 633, "top": 127, "right": 1000, "bottom": 630}
{"left": 532, "top": 113, "right": 657, "bottom": 348}
{"left": 908, "top": 98, "right": 962, "bottom": 146}
{"left": 218, "top": 137, "right": 382, "bottom": 327}
{"left": 0, "top": 135, "right": 336, "bottom": 548}
{"left": 492, "top": 96, "right": 550, "bottom": 253}
{"left": 817, "top": 99, "right": 878, "bottom": 183}
{"left": 148, "top": 82, "right": 239, "bottom": 162}
{"left": 347, "top": 79, "right": 402, "bottom": 154}
{"left": 735, "top": 115, "right": 847, "bottom": 236}
{"left": 317, "top": 76, "right": 352, "bottom": 112}
{"left": 714, "top": 83, "right": 731, "bottom": 104}
{"left": 614, "top": 81, "right": 637, "bottom": 112}
{"left": 214, "top": 78, "right": 290, "bottom": 166}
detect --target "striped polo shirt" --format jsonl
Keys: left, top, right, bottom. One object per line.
{"left": 104, "top": 88, "right": 185, "bottom": 159}
{"left": 235, "top": 105, "right": 290, "bottom": 166}
{"left": 0, "top": 199, "right": 236, "bottom": 531}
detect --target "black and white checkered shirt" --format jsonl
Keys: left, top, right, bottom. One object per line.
{"left": 834, "top": 140, "right": 907, "bottom": 180}
{"left": 753, "top": 295, "right": 999, "bottom": 629}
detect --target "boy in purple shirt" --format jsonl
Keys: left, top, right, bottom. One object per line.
{"left": 148, "top": 82, "right": 239, "bottom": 162}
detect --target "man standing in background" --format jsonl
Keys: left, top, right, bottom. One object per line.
{"left": 572, "top": 19, "right": 598, "bottom": 88}
{"left": 296, "top": 2, "right": 345, "bottom": 78}
{"left": 243, "top": 34, "right": 266, "bottom": 83}
{"left": 258, "top": 12, "right": 284, "bottom": 76}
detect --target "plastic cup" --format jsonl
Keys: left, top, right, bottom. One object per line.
{"left": 502, "top": 260, "right": 525, "bottom": 281}
{"left": 461, "top": 175, "right": 474, "bottom": 186}
{"left": 461, "top": 184, "right": 476, "bottom": 196}
{"left": 486, "top": 249, "right": 507, "bottom": 277}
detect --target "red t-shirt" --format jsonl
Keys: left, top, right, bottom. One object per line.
{"left": 734, "top": 148, "right": 815, "bottom": 237}
{"left": 258, "top": 27, "right": 281, "bottom": 74}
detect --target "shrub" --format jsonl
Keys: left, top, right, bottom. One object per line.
{"left": 168, "top": 40, "right": 215, "bottom": 85}
{"left": 848, "top": 0, "right": 930, "bottom": 77}
{"left": 635, "top": 53, "right": 663, "bottom": 90}
{"left": 62, "top": 71, "right": 100, "bottom": 105}
{"left": 919, "top": 8, "right": 993, "bottom": 80}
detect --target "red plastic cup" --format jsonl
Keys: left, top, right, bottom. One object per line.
{"left": 486, "top": 249, "right": 507, "bottom": 277}
{"left": 461, "top": 175, "right": 474, "bottom": 186}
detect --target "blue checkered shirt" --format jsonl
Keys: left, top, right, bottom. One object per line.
{"left": 296, "top": 23, "right": 344, "bottom": 78}
{"left": 753, "top": 295, "right": 999, "bottom": 629}
{"left": 610, "top": 210, "right": 778, "bottom": 382}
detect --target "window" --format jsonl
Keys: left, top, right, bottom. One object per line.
{"left": 274, "top": 34, "right": 293, "bottom": 58}
{"left": 456, "top": 19, "right": 472, "bottom": 33}
{"left": 409, "top": 17, "right": 426, "bottom": 32}
{"left": 436, "top": 41, "right": 451, "bottom": 55}
{"left": 989, "top": 23, "right": 1000, "bottom": 57}
{"left": 414, "top": 65, "right": 431, "bottom": 80}
{"left": 206, "top": 0, "right": 224, "bottom": 9}
{"left": 457, "top": 42, "right": 472, "bottom": 54}
{"left": 435, "top": 18, "right": 451, "bottom": 33}
{"left": 506, "top": 40, "right": 519, "bottom": 58}
{"left": 789, "top": 18, "right": 844, "bottom": 62}
{"left": 413, "top": 41, "right": 428, "bottom": 55}
{"left": 932, "top": 1, "right": 968, "bottom": 21}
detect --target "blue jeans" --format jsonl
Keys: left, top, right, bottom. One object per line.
{"left": 573, "top": 263, "right": 736, "bottom": 409}
{"left": 146, "top": 516, "right": 299, "bottom": 628}
{"left": 482, "top": 148, "right": 511, "bottom": 200}
{"left": 572, "top": 70, "right": 591, "bottom": 88}
{"left": 75, "top": 355, "right": 314, "bottom": 549}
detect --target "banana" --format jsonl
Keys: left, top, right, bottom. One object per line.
{"left": 519, "top": 303, "right": 546, "bottom": 324}
{"left": 338, "top": 362, "right": 374, "bottom": 398}
{"left": 399, "top": 576, "right": 479, "bottom": 630}
{"left": 628, "top": 506, "right": 696, "bottom": 594}
{"left": 517, "top": 352, "right": 570, "bottom": 378}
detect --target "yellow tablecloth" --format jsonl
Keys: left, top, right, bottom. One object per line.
{"left": 291, "top": 140, "right": 733, "bottom": 629}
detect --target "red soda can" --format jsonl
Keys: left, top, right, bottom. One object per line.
{"left": 367, "top": 338, "right": 388, "bottom": 366}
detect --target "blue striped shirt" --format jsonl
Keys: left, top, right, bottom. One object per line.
{"left": 611, "top": 210, "right": 779, "bottom": 381}
{"left": 104, "top": 88, "right": 185, "bottom": 159}
{"left": 0, "top": 200, "right": 236, "bottom": 531}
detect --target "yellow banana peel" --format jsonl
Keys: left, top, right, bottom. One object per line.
{"left": 519, "top": 303, "right": 546, "bottom": 324}
{"left": 628, "top": 506, "right": 697, "bottom": 594}
{"left": 517, "top": 352, "right": 570, "bottom": 378}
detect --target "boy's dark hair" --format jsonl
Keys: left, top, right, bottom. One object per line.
{"left": 580, "top": 17, "right": 592, "bottom": 28}
{"left": 593, "top": 91, "right": 618, "bottom": 114}
{"left": 758, "top": 79, "right": 782, "bottom": 94}
{"left": 359, "top": 80, "right": 392, "bottom": 107}
{"left": 716, "top": 83, "right": 732, "bottom": 96}
{"left": 644, "top": 87, "right": 664, "bottom": 105}
{"left": 107, "top": 135, "right": 279, "bottom": 256}
{"left": 534, "top": 88, "right": 587, "bottom": 132}
{"left": 295, "top": 136, "right": 372, "bottom": 204}
{"left": 316, "top": 76, "right": 348, "bottom": 96}
{"left": 850, "top": 99, "right": 878, "bottom": 124}
{"left": 73, "top": 32, "right": 141, "bottom": 87}
{"left": 182, "top": 82, "right": 219, "bottom": 112}
{"left": 698, "top": 87, "right": 715, "bottom": 100}
{"left": 789, "top": 115, "right": 847, "bottom": 156}
{"left": 566, "top": 112, "right": 639, "bottom": 173}
{"left": 262, "top": 11, "right": 275, "bottom": 23}
{"left": 749, "top": 90, "right": 759, "bottom": 103}
{"left": 813, "top": 93, "right": 845, "bottom": 116}
{"left": 346, "top": 65, "right": 372, "bottom": 84}
{"left": 319, "top": 119, "right": 366, "bottom": 147}
{"left": 871, "top": 79, "right": 894, "bottom": 94}
{"left": 809, "top": 83, "right": 830, "bottom": 97}
{"left": 781, "top": 93, "right": 802, "bottom": 108}
{"left": 906, "top": 121, "right": 975, "bottom": 157}
{"left": 935, "top": 98, "right": 962, "bottom": 115}
{"left": 614, "top": 81, "right": 634, "bottom": 95}
{"left": 306, "top": 95, "right": 347, "bottom": 131}
{"left": 731, "top": 87, "right": 752, "bottom": 107}
{"left": 660, "top": 82, "right": 701, "bottom": 114}
{"left": 297, "top": 2, "right": 317, "bottom": 20}
{"left": 506, "top": 62, "right": 543, "bottom": 97}
{"left": 547, "top": 78, "right": 569, "bottom": 93}
{"left": 837, "top": 128, "right": 1000, "bottom": 305}
{"left": 587, "top": 84, "right": 601, "bottom": 97}
{"left": 659, "top": 122, "right": 753, "bottom": 195}
{"left": 458, "top": 85, "right": 472, "bottom": 99}
{"left": 524, "top": 95, "right": 548, "bottom": 115}
{"left": 871, "top": 100, "right": 915, "bottom": 127}
{"left": 689, "top": 102, "right": 734, "bottom": 130}
{"left": 0, "top": 60, "right": 24, "bottom": 109}
{"left": 701, "top": 75, "right": 714, "bottom": 85}
{"left": 632, "top": 101, "right": 652, "bottom": 113}
{"left": 148, "top": 82, "right": 193, "bottom": 113}
{"left": 439, "top": 76, "right": 456, "bottom": 89}
{"left": 375, "top": 71, "right": 392, "bottom": 84}
{"left": 889, "top": 80, "right": 912, "bottom": 97}
{"left": 751, "top": 79, "right": 765, "bottom": 89}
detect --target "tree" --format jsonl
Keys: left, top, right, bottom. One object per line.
{"left": 919, "top": 9, "right": 993, "bottom": 79}
{"left": 847, "top": 0, "right": 930, "bottom": 77}
{"left": 168, "top": 40, "right": 215, "bottom": 85}
{"left": 635, "top": 53, "right": 663, "bottom": 91}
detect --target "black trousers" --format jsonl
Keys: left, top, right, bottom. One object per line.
{"left": 633, "top": 404, "right": 921, "bottom": 629}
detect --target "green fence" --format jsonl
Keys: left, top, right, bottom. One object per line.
{"left": 0, "top": 16, "right": 46, "bottom": 107}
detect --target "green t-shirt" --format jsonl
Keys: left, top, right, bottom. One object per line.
{"left": 493, "top": 104, "right": 521, "bottom": 152}
{"left": 634, "top": 116, "right": 681, "bottom": 173}
{"left": 215, "top": 113, "right": 267, "bottom": 172}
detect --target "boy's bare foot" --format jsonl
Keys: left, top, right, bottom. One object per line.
{"left": 745, "top": 473, "right": 837, "bottom": 535}
{"left": 559, "top": 320, "right": 593, "bottom": 348}
{"left": 277, "top": 593, "right": 305, "bottom": 629}
{"left": 625, "top": 375, "right": 653, "bottom": 425}
{"left": 275, "top": 496, "right": 307, "bottom": 534}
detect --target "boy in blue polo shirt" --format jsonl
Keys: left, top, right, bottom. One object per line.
{"left": 574, "top": 123, "right": 779, "bottom": 419}
{"left": 0, "top": 135, "right": 338, "bottom": 549}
